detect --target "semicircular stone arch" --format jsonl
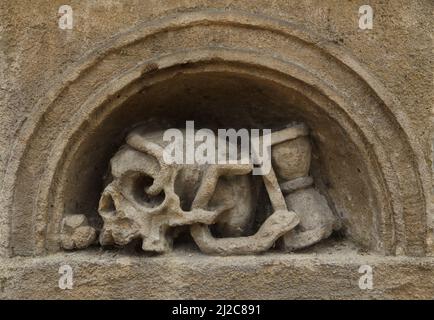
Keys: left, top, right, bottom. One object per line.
{"left": 1, "top": 9, "right": 429, "bottom": 257}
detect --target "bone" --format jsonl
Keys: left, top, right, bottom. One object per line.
{"left": 190, "top": 210, "right": 300, "bottom": 255}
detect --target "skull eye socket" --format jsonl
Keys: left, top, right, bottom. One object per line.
{"left": 131, "top": 174, "right": 165, "bottom": 208}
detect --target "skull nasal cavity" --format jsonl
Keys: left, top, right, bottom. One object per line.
{"left": 100, "top": 193, "right": 116, "bottom": 213}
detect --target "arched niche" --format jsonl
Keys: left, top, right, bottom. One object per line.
{"left": 2, "top": 9, "right": 429, "bottom": 257}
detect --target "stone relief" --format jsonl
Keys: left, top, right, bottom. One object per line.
{"left": 60, "top": 214, "right": 97, "bottom": 250}
{"left": 61, "top": 122, "right": 340, "bottom": 255}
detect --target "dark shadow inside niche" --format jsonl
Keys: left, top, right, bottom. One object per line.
{"left": 62, "top": 70, "right": 381, "bottom": 252}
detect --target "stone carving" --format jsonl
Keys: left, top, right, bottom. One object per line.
{"left": 60, "top": 214, "right": 97, "bottom": 250}
{"left": 269, "top": 131, "right": 341, "bottom": 251}
{"left": 97, "top": 127, "right": 257, "bottom": 253}
{"left": 190, "top": 123, "right": 339, "bottom": 255}
{"left": 63, "top": 122, "right": 339, "bottom": 254}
